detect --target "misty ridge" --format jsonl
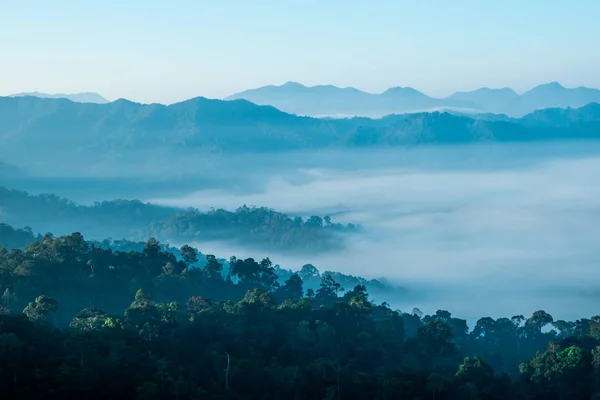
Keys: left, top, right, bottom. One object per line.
{"left": 226, "top": 81, "right": 600, "bottom": 118}
{"left": 8, "top": 91, "right": 109, "bottom": 104}
{"left": 15, "top": 81, "right": 600, "bottom": 119}
{"left": 2, "top": 83, "right": 600, "bottom": 323}
{"left": 3, "top": 140, "right": 600, "bottom": 323}
{"left": 4, "top": 88, "right": 600, "bottom": 398}
{"left": 1, "top": 94, "right": 600, "bottom": 174}
{"left": 0, "top": 187, "right": 357, "bottom": 253}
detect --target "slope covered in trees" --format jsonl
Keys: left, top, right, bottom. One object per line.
{"left": 0, "top": 227, "right": 399, "bottom": 317}
{"left": 0, "top": 230, "right": 598, "bottom": 399}
{"left": 1, "top": 96, "right": 600, "bottom": 163}
{"left": 0, "top": 187, "right": 356, "bottom": 252}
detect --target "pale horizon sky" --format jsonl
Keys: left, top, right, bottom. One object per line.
{"left": 1, "top": 0, "right": 599, "bottom": 104}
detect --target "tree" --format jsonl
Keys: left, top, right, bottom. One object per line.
{"left": 70, "top": 308, "right": 108, "bottom": 331}
{"left": 525, "top": 310, "right": 554, "bottom": 337}
{"left": 143, "top": 237, "right": 161, "bottom": 257}
{"left": 186, "top": 296, "right": 211, "bottom": 314}
{"left": 241, "top": 288, "right": 275, "bottom": 311}
{"left": 275, "top": 273, "right": 304, "bottom": 303}
{"left": 343, "top": 284, "right": 371, "bottom": 312}
{"left": 298, "top": 264, "right": 320, "bottom": 281}
{"left": 204, "top": 255, "right": 223, "bottom": 280}
{"left": 23, "top": 295, "right": 59, "bottom": 323}
{"left": 315, "top": 274, "right": 343, "bottom": 307}
{"left": 456, "top": 356, "right": 494, "bottom": 387}
{"left": 180, "top": 244, "right": 198, "bottom": 266}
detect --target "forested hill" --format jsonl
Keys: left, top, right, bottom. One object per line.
{"left": 0, "top": 96, "right": 600, "bottom": 158}
{"left": 0, "top": 222, "right": 399, "bottom": 303}
{"left": 1, "top": 227, "right": 599, "bottom": 398}
{"left": 0, "top": 187, "right": 356, "bottom": 252}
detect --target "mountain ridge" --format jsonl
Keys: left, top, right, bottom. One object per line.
{"left": 0, "top": 95, "right": 599, "bottom": 167}
{"left": 226, "top": 82, "right": 600, "bottom": 118}
{"left": 9, "top": 91, "right": 109, "bottom": 104}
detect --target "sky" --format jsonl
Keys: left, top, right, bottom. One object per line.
{"left": 1, "top": 0, "right": 599, "bottom": 104}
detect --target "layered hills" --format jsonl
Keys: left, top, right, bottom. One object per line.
{"left": 0, "top": 95, "right": 599, "bottom": 159}
{"left": 226, "top": 81, "right": 600, "bottom": 118}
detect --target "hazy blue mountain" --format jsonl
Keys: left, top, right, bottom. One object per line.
{"left": 519, "top": 82, "right": 600, "bottom": 113}
{"left": 225, "top": 82, "right": 480, "bottom": 117}
{"left": 9, "top": 91, "right": 109, "bottom": 104}
{"left": 0, "top": 160, "right": 24, "bottom": 178}
{"left": 446, "top": 83, "right": 600, "bottom": 116}
{"left": 445, "top": 87, "right": 519, "bottom": 114}
{"left": 0, "top": 96, "right": 599, "bottom": 166}
{"left": 228, "top": 82, "right": 600, "bottom": 117}
{"left": 519, "top": 102, "right": 600, "bottom": 127}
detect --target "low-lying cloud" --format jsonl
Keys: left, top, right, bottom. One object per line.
{"left": 148, "top": 143, "right": 600, "bottom": 323}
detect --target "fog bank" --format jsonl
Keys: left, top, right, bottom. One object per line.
{"left": 148, "top": 143, "right": 600, "bottom": 322}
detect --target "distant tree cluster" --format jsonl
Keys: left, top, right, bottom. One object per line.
{"left": 1, "top": 229, "right": 600, "bottom": 398}
{"left": 0, "top": 187, "right": 357, "bottom": 252}
{"left": 0, "top": 228, "right": 392, "bottom": 325}
{"left": 0, "top": 223, "right": 40, "bottom": 249}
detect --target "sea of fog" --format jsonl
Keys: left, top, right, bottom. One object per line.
{"left": 4, "top": 141, "right": 600, "bottom": 324}
{"left": 147, "top": 142, "right": 600, "bottom": 324}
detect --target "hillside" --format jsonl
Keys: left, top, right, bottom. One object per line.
{"left": 9, "top": 91, "right": 109, "bottom": 103}
{"left": 0, "top": 96, "right": 600, "bottom": 165}
{"left": 0, "top": 160, "right": 24, "bottom": 178}
{"left": 0, "top": 187, "right": 356, "bottom": 252}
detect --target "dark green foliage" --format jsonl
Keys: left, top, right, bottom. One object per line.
{"left": 0, "top": 227, "right": 598, "bottom": 398}
{"left": 0, "top": 223, "right": 40, "bottom": 249}
{"left": 0, "top": 187, "right": 356, "bottom": 252}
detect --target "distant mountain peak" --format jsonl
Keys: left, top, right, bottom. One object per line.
{"left": 225, "top": 81, "right": 600, "bottom": 118}
{"left": 10, "top": 91, "right": 109, "bottom": 104}
{"left": 382, "top": 86, "right": 427, "bottom": 97}
{"left": 281, "top": 81, "right": 305, "bottom": 88}
{"left": 531, "top": 82, "right": 566, "bottom": 91}
{"left": 477, "top": 87, "right": 517, "bottom": 94}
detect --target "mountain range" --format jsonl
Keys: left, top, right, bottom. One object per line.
{"left": 0, "top": 160, "right": 24, "bottom": 178}
{"left": 226, "top": 82, "right": 600, "bottom": 118}
{"left": 9, "top": 91, "right": 109, "bottom": 104}
{"left": 0, "top": 95, "right": 599, "bottom": 166}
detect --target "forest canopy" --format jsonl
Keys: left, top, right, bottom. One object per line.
{"left": 0, "top": 187, "right": 357, "bottom": 252}
{"left": 0, "top": 227, "right": 599, "bottom": 399}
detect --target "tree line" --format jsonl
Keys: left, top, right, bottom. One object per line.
{"left": 0, "top": 187, "right": 356, "bottom": 252}
{"left": 1, "top": 229, "right": 600, "bottom": 398}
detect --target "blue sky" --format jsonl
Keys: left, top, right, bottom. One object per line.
{"left": 1, "top": 0, "right": 599, "bottom": 103}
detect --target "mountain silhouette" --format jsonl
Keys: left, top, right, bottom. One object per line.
{"left": 445, "top": 88, "right": 519, "bottom": 114}
{"left": 9, "top": 91, "right": 109, "bottom": 104}
{"left": 225, "top": 82, "right": 479, "bottom": 117}
{"left": 0, "top": 96, "right": 599, "bottom": 164}
{"left": 0, "top": 160, "right": 24, "bottom": 178}
{"left": 227, "top": 82, "right": 600, "bottom": 118}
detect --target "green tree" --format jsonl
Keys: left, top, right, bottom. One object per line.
{"left": 23, "top": 295, "right": 59, "bottom": 323}
{"left": 179, "top": 244, "right": 198, "bottom": 266}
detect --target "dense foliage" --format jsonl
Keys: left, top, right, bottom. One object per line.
{"left": 0, "top": 224, "right": 397, "bottom": 299}
{"left": 0, "top": 223, "right": 39, "bottom": 249}
{"left": 1, "top": 231, "right": 599, "bottom": 398}
{"left": 0, "top": 187, "right": 356, "bottom": 252}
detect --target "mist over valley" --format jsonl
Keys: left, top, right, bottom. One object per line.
{"left": 3, "top": 140, "right": 600, "bottom": 323}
